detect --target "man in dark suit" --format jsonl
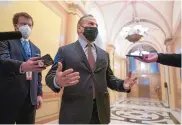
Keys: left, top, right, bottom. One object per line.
{"left": 46, "top": 14, "right": 137, "bottom": 124}
{"left": 136, "top": 53, "right": 181, "bottom": 68}
{"left": 0, "top": 12, "right": 46, "bottom": 124}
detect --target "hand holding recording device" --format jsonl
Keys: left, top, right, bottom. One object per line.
{"left": 126, "top": 54, "right": 143, "bottom": 59}
{"left": 39, "top": 54, "right": 54, "bottom": 67}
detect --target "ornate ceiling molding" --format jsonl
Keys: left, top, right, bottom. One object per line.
{"left": 94, "top": 1, "right": 109, "bottom": 41}
{"left": 113, "top": 18, "right": 167, "bottom": 43}
{"left": 107, "top": 44, "right": 116, "bottom": 53}
{"left": 173, "top": 12, "right": 181, "bottom": 36}
{"left": 164, "top": 38, "right": 173, "bottom": 45}
{"left": 110, "top": 1, "right": 130, "bottom": 39}
{"left": 58, "top": 1, "right": 86, "bottom": 17}
{"left": 42, "top": 1, "right": 86, "bottom": 17}
{"left": 141, "top": 1, "right": 172, "bottom": 37}
{"left": 41, "top": 1, "right": 67, "bottom": 19}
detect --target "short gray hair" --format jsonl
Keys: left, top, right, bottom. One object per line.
{"left": 77, "top": 14, "right": 94, "bottom": 25}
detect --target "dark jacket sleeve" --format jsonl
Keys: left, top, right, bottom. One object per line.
{"left": 157, "top": 53, "right": 181, "bottom": 68}
{"left": 106, "top": 53, "right": 130, "bottom": 93}
{"left": 37, "top": 49, "right": 43, "bottom": 96}
{"left": 45, "top": 47, "right": 65, "bottom": 93}
{"left": 0, "top": 40, "right": 23, "bottom": 73}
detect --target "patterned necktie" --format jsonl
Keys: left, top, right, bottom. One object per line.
{"left": 87, "top": 43, "right": 96, "bottom": 99}
{"left": 22, "top": 40, "right": 31, "bottom": 59}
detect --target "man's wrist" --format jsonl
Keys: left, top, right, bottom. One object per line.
{"left": 156, "top": 53, "right": 160, "bottom": 62}
{"left": 19, "top": 63, "right": 25, "bottom": 74}
{"left": 54, "top": 77, "right": 61, "bottom": 89}
{"left": 124, "top": 86, "right": 130, "bottom": 91}
{"left": 38, "top": 94, "right": 43, "bottom": 97}
{"left": 123, "top": 83, "right": 130, "bottom": 90}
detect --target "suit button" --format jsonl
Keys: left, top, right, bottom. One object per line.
{"left": 89, "top": 86, "right": 93, "bottom": 89}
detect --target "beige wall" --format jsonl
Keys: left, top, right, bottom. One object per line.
{"left": 0, "top": 1, "right": 63, "bottom": 123}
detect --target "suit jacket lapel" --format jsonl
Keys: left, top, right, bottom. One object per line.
{"left": 29, "top": 41, "right": 36, "bottom": 57}
{"left": 30, "top": 41, "right": 41, "bottom": 57}
{"left": 29, "top": 41, "right": 39, "bottom": 85}
{"left": 73, "top": 41, "right": 91, "bottom": 71}
{"left": 15, "top": 39, "right": 27, "bottom": 61}
{"left": 93, "top": 45, "right": 102, "bottom": 72}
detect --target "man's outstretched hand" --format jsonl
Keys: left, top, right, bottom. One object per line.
{"left": 123, "top": 71, "right": 137, "bottom": 90}
{"left": 55, "top": 62, "right": 80, "bottom": 87}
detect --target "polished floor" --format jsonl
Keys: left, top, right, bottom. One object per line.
{"left": 45, "top": 98, "right": 181, "bottom": 124}
{"left": 110, "top": 98, "right": 181, "bottom": 124}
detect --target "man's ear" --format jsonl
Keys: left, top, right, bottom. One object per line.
{"left": 14, "top": 24, "right": 18, "bottom": 31}
{"left": 77, "top": 25, "right": 82, "bottom": 33}
{"left": 78, "top": 24, "right": 81, "bottom": 30}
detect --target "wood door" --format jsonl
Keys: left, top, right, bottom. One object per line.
{"left": 138, "top": 76, "right": 150, "bottom": 99}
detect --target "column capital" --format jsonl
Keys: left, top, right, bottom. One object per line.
{"left": 164, "top": 38, "right": 175, "bottom": 52}
{"left": 67, "top": 2, "right": 78, "bottom": 15}
{"left": 106, "top": 44, "right": 116, "bottom": 53}
{"left": 60, "top": 1, "right": 86, "bottom": 16}
{"left": 164, "top": 38, "right": 173, "bottom": 45}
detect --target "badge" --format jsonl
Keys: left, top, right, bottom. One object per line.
{"left": 26, "top": 72, "right": 32, "bottom": 80}
{"left": 38, "top": 60, "right": 44, "bottom": 67}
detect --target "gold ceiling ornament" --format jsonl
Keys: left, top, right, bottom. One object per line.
{"left": 121, "top": 14, "right": 148, "bottom": 43}
{"left": 81, "top": 0, "right": 87, "bottom": 6}
{"left": 125, "top": 34, "right": 143, "bottom": 43}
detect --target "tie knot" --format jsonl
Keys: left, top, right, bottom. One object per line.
{"left": 22, "top": 40, "right": 29, "bottom": 46}
{"left": 86, "top": 43, "right": 93, "bottom": 48}
{"left": 24, "top": 40, "right": 29, "bottom": 44}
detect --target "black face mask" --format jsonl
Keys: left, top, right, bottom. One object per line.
{"left": 82, "top": 27, "right": 98, "bottom": 42}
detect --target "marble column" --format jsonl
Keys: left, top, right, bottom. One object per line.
{"left": 165, "top": 39, "right": 177, "bottom": 109}
{"left": 65, "top": 3, "right": 81, "bottom": 44}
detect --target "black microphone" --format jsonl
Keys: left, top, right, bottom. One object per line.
{"left": 0, "top": 31, "right": 22, "bottom": 41}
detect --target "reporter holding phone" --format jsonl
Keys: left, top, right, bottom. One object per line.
{"left": 135, "top": 53, "right": 181, "bottom": 68}
{"left": 0, "top": 12, "right": 46, "bottom": 124}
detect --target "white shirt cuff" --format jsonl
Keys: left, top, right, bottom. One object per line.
{"left": 54, "top": 77, "right": 60, "bottom": 89}
{"left": 19, "top": 64, "right": 25, "bottom": 74}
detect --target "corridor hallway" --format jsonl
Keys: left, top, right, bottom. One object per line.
{"left": 46, "top": 98, "right": 181, "bottom": 124}
{"left": 0, "top": 1, "right": 181, "bottom": 124}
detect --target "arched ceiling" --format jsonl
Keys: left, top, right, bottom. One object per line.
{"left": 83, "top": 0, "right": 181, "bottom": 57}
{"left": 128, "top": 44, "right": 157, "bottom": 54}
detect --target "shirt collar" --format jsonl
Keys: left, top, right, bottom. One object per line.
{"left": 78, "top": 38, "right": 95, "bottom": 49}
{"left": 21, "top": 38, "right": 30, "bottom": 45}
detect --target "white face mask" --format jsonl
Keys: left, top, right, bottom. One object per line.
{"left": 18, "top": 25, "right": 32, "bottom": 39}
